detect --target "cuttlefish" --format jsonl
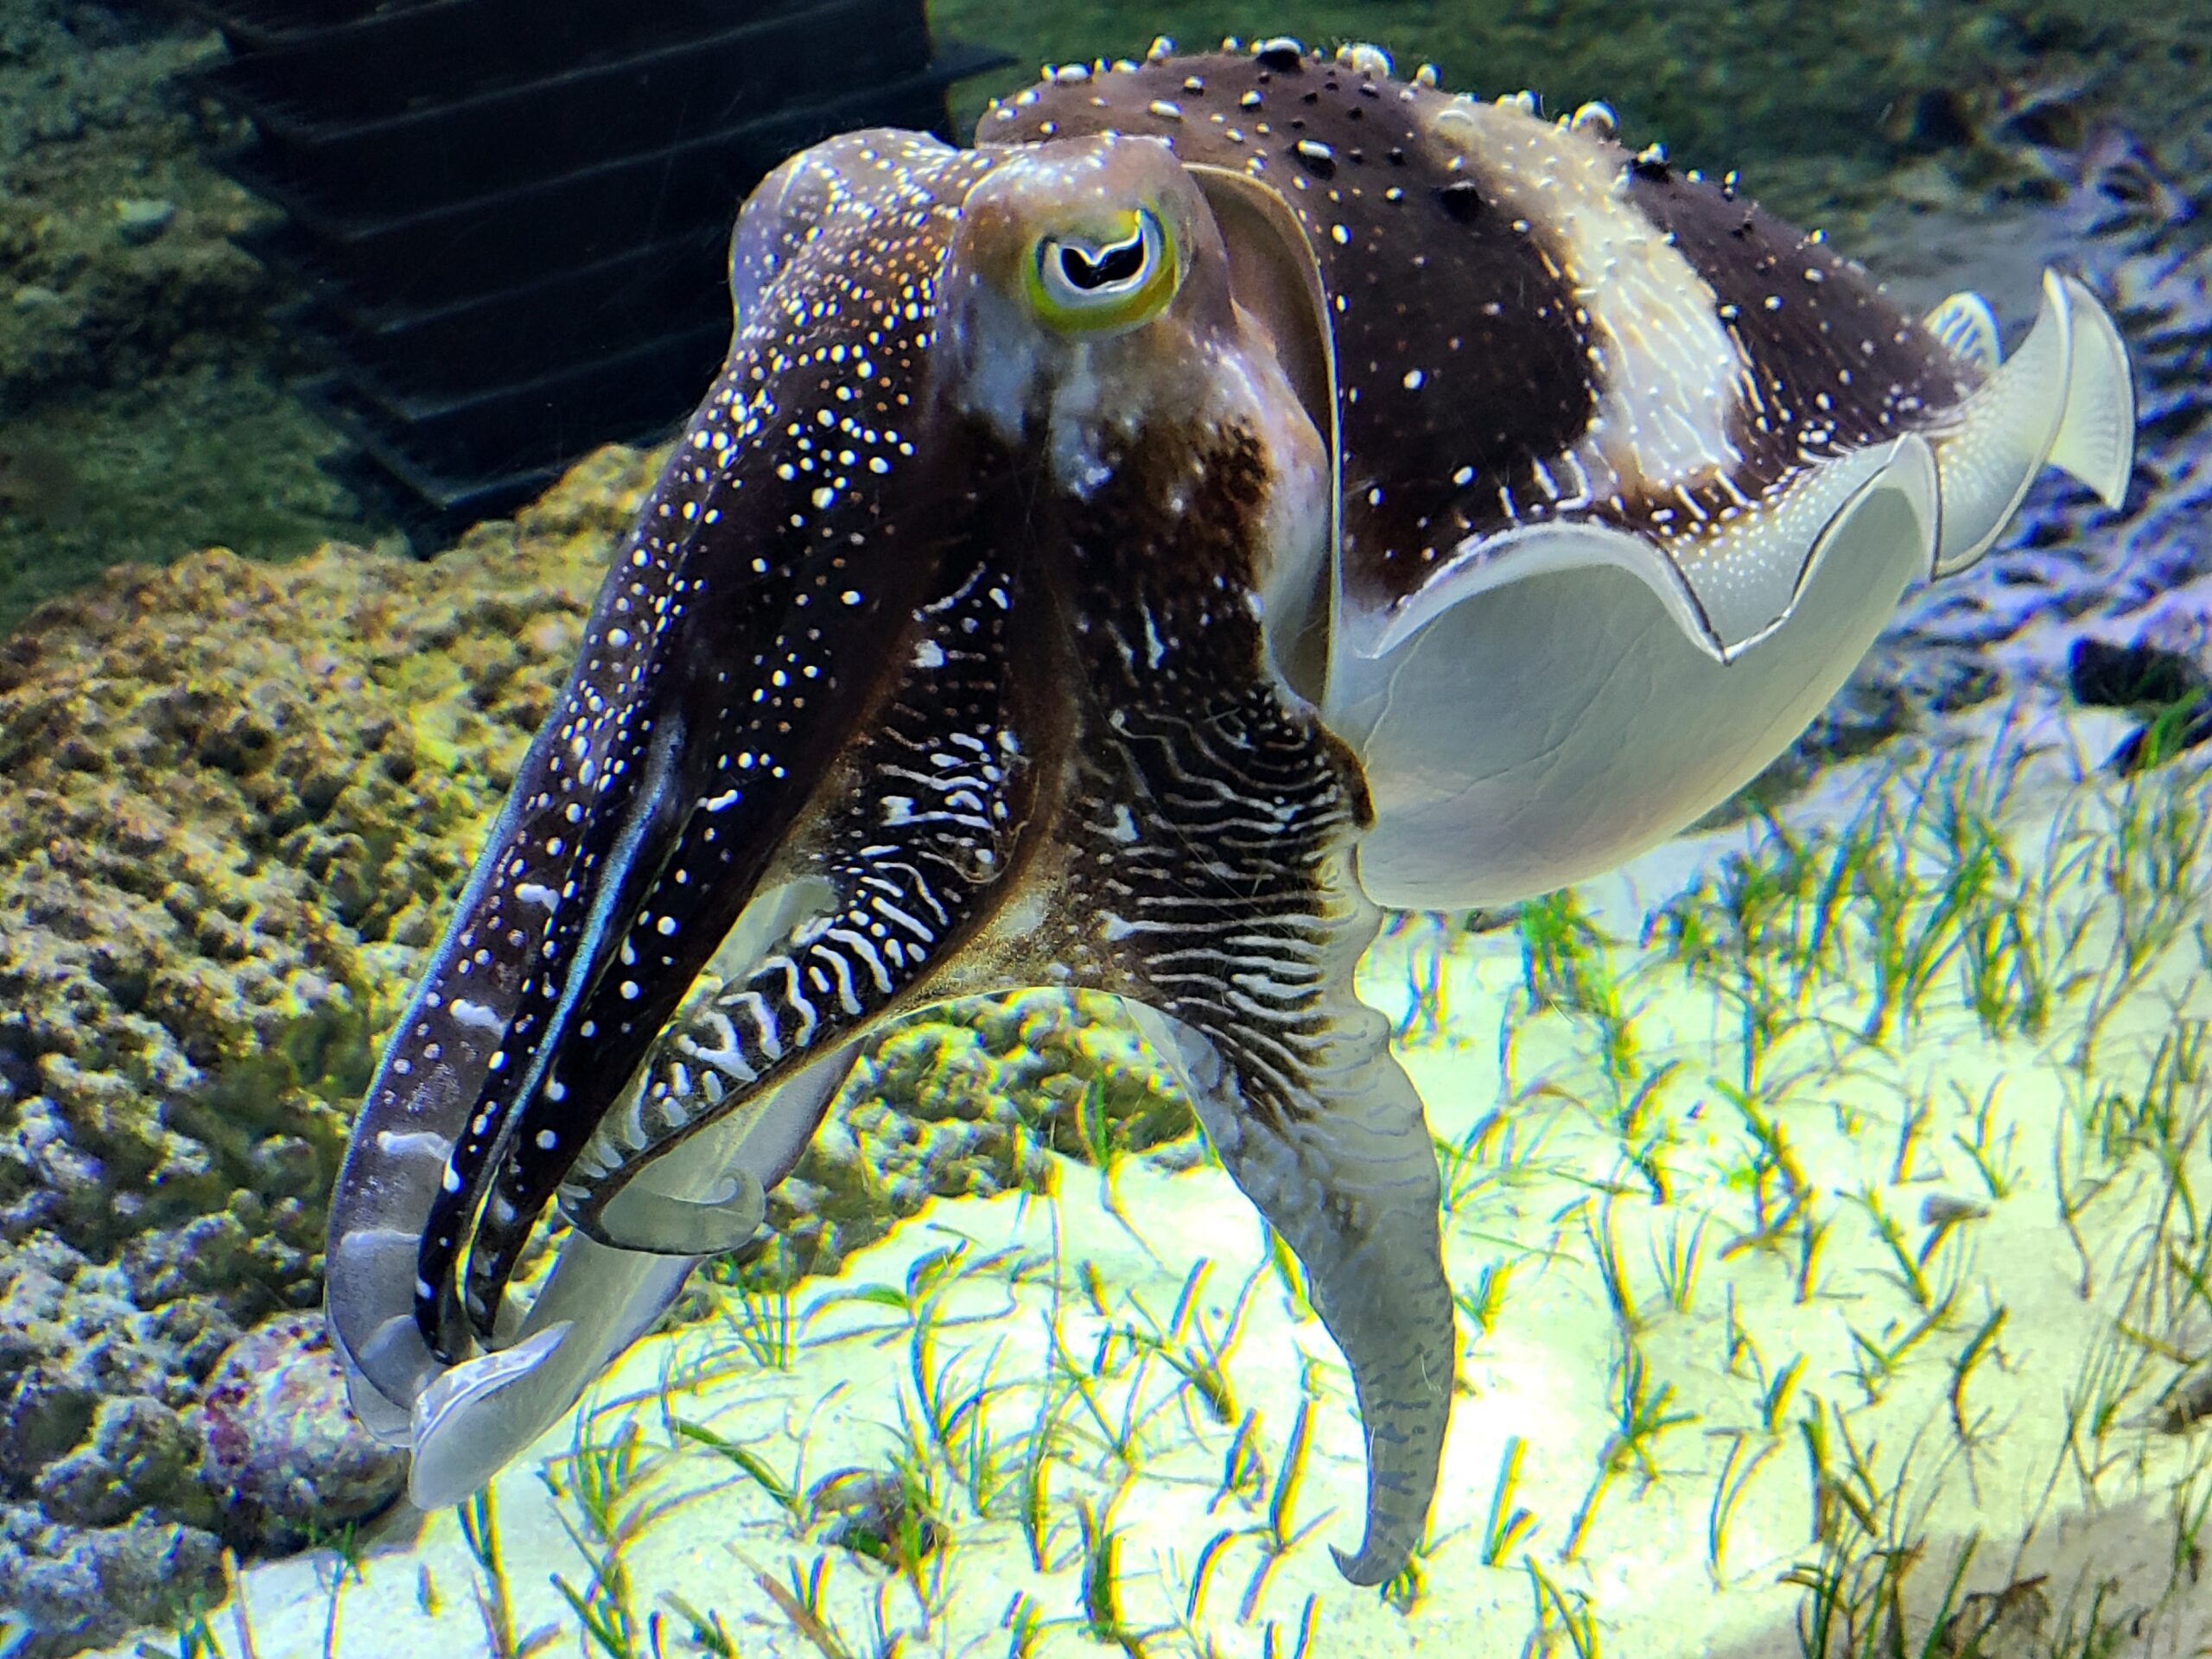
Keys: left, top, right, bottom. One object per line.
{"left": 325, "top": 41, "right": 2133, "bottom": 1586}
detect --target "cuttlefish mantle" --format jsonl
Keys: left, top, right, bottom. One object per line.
{"left": 325, "top": 41, "right": 2134, "bottom": 1590}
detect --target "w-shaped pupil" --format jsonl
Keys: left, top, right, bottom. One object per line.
{"left": 1060, "top": 237, "right": 1145, "bottom": 291}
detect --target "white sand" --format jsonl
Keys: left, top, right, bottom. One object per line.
{"left": 93, "top": 709, "right": 2212, "bottom": 1659}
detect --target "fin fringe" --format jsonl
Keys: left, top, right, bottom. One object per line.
{"left": 1924, "top": 290, "right": 2001, "bottom": 374}
{"left": 1929, "top": 269, "right": 2134, "bottom": 576}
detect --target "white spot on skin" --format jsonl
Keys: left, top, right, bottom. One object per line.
{"left": 373, "top": 1129, "right": 448, "bottom": 1160}
{"left": 448, "top": 999, "right": 503, "bottom": 1035}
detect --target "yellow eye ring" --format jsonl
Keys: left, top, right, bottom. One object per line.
{"left": 1024, "top": 207, "right": 1182, "bottom": 334}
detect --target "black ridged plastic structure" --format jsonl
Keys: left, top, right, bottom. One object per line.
{"left": 177, "top": 0, "right": 1007, "bottom": 530}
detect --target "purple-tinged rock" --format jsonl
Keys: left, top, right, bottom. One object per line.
{"left": 192, "top": 1311, "right": 403, "bottom": 1548}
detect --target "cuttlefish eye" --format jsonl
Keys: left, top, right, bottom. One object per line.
{"left": 1025, "top": 206, "right": 1182, "bottom": 334}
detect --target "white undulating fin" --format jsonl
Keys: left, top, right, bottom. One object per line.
{"left": 2045, "top": 272, "right": 2136, "bottom": 508}
{"left": 1930, "top": 269, "right": 2137, "bottom": 577}
{"left": 1353, "top": 432, "right": 1930, "bottom": 673}
{"left": 1924, "top": 290, "right": 2001, "bottom": 374}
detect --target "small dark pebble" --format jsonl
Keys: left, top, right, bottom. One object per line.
{"left": 2069, "top": 635, "right": 2206, "bottom": 709}
{"left": 2070, "top": 637, "right": 2212, "bottom": 772}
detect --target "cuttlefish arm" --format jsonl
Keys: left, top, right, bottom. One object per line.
{"left": 547, "top": 536, "right": 1052, "bottom": 1249}
{"left": 454, "top": 524, "right": 1052, "bottom": 1340}
{"left": 325, "top": 130, "right": 1009, "bottom": 1431}
{"left": 408, "top": 463, "right": 1062, "bottom": 1500}
{"left": 1053, "top": 673, "right": 1451, "bottom": 1587}
{"left": 404, "top": 1038, "right": 858, "bottom": 1507}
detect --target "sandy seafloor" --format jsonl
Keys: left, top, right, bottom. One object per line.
{"left": 75, "top": 700, "right": 2212, "bottom": 1659}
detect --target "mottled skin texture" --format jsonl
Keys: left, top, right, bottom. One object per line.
{"left": 985, "top": 48, "right": 1978, "bottom": 628}
{"left": 326, "top": 43, "right": 2128, "bottom": 1590}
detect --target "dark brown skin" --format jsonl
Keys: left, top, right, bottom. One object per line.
{"left": 987, "top": 48, "right": 1977, "bottom": 614}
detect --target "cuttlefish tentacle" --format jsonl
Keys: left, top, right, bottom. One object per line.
{"left": 405, "top": 1038, "right": 863, "bottom": 1506}
{"left": 322, "top": 690, "right": 691, "bottom": 1416}
{"left": 1124, "top": 999, "right": 1447, "bottom": 1586}
{"left": 327, "top": 130, "right": 1003, "bottom": 1417}
{"left": 550, "top": 543, "right": 1047, "bottom": 1255}
{"left": 454, "top": 869, "right": 841, "bottom": 1316}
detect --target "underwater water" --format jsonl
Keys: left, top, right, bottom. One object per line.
{"left": 0, "top": 1, "right": 2209, "bottom": 1656}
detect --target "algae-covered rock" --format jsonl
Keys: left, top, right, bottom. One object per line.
{"left": 32, "top": 1397, "right": 197, "bottom": 1529}
{"left": 0, "top": 1233, "right": 230, "bottom": 1656}
{"left": 0, "top": 1235, "right": 221, "bottom": 1492}
{"left": 0, "top": 455, "right": 652, "bottom": 1239}
{"left": 0, "top": 1510, "right": 223, "bottom": 1658}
